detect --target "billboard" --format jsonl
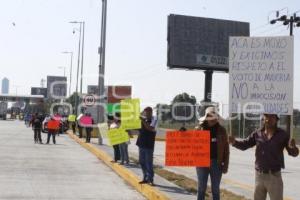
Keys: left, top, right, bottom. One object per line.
{"left": 31, "top": 87, "right": 47, "bottom": 98}
{"left": 167, "top": 14, "right": 250, "bottom": 71}
{"left": 46, "top": 76, "right": 67, "bottom": 99}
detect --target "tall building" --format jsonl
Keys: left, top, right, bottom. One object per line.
{"left": 1, "top": 77, "right": 9, "bottom": 94}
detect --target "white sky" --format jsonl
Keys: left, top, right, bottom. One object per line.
{"left": 0, "top": 0, "right": 299, "bottom": 110}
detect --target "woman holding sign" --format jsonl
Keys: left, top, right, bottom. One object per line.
{"left": 195, "top": 106, "right": 229, "bottom": 200}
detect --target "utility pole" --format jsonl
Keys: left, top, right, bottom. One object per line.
{"left": 97, "top": 0, "right": 108, "bottom": 145}
{"left": 270, "top": 11, "right": 300, "bottom": 137}
{"left": 80, "top": 22, "right": 85, "bottom": 94}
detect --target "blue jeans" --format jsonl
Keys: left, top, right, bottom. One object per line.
{"left": 196, "top": 159, "right": 222, "bottom": 200}
{"left": 119, "top": 143, "right": 129, "bottom": 163}
{"left": 139, "top": 148, "right": 154, "bottom": 182}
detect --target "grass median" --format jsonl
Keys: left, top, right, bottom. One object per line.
{"left": 130, "top": 157, "right": 249, "bottom": 200}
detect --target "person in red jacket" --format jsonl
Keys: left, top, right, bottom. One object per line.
{"left": 46, "top": 117, "right": 60, "bottom": 144}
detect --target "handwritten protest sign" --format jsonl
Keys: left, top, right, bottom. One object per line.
{"left": 107, "top": 128, "right": 129, "bottom": 146}
{"left": 120, "top": 98, "right": 141, "bottom": 130}
{"left": 229, "top": 36, "right": 294, "bottom": 115}
{"left": 165, "top": 130, "right": 210, "bottom": 167}
{"left": 98, "top": 123, "right": 108, "bottom": 138}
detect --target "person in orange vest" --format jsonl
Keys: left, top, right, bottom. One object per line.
{"left": 46, "top": 116, "right": 60, "bottom": 144}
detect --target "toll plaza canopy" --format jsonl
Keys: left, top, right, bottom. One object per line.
{"left": 0, "top": 94, "right": 44, "bottom": 103}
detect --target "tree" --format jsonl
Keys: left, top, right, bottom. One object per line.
{"left": 170, "top": 93, "right": 197, "bottom": 122}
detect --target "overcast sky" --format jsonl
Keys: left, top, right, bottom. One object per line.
{"left": 0, "top": 0, "right": 299, "bottom": 111}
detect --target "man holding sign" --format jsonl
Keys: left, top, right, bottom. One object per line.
{"left": 229, "top": 36, "right": 298, "bottom": 200}
{"left": 136, "top": 107, "right": 157, "bottom": 186}
{"left": 195, "top": 107, "right": 229, "bottom": 200}
{"left": 229, "top": 114, "right": 298, "bottom": 200}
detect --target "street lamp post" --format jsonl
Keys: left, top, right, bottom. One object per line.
{"left": 270, "top": 11, "right": 300, "bottom": 137}
{"left": 62, "top": 51, "right": 73, "bottom": 97}
{"left": 80, "top": 22, "right": 85, "bottom": 94}
{"left": 70, "top": 21, "right": 84, "bottom": 115}
{"left": 57, "top": 66, "right": 66, "bottom": 77}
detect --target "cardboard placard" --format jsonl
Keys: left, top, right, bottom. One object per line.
{"left": 107, "top": 128, "right": 129, "bottom": 146}
{"left": 47, "top": 120, "right": 60, "bottom": 130}
{"left": 98, "top": 123, "right": 108, "bottom": 138}
{"left": 229, "top": 36, "right": 294, "bottom": 115}
{"left": 165, "top": 130, "right": 210, "bottom": 167}
{"left": 120, "top": 98, "right": 141, "bottom": 130}
{"left": 68, "top": 114, "right": 76, "bottom": 122}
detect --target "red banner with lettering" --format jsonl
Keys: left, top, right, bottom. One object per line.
{"left": 165, "top": 130, "right": 210, "bottom": 167}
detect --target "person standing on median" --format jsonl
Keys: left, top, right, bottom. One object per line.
{"left": 229, "top": 113, "right": 299, "bottom": 200}
{"left": 136, "top": 107, "right": 157, "bottom": 186}
{"left": 109, "top": 113, "right": 121, "bottom": 163}
{"left": 84, "top": 113, "right": 94, "bottom": 143}
{"left": 46, "top": 116, "right": 60, "bottom": 144}
{"left": 195, "top": 106, "right": 229, "bottom": 200}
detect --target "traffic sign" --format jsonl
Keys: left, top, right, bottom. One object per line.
{"left": 83, "top": 94, "right": 96, "bottom": 107}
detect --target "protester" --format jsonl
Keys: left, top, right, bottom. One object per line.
{"left": 68, "top": 114, "right": 76, "bottom": 133}
{"left": 109, "top": 113, "right": 121, "bottom": 163}
{"left": 229, "top": 113, "right": 299, "bottom": 200}
{"left": 80, "top": 113, "right": 93, "bottom": 143}
{"left": 46, "top": 116, "right": 60, "bottom": 144}
{"left": 136, "top": 107, "right": 157, "bottom": 186}
{"left": 119, "top": 127, "right": 130, "bottom": 165}
{"left": 195, "top": 106, "right": 229, "bottom": 200}
{"left": 30, "top": 113, "right": 43, "bottom": 144}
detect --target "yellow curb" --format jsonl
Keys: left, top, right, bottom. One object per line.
{"left": 68, "top": 132, "right": 170, "bottom": 200}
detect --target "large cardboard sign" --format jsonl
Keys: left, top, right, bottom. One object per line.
{"left": 107, "top": 128, "right": 129, "bottom": 146}
{"left": 165, "top": 130, "right": 210, "bottom": 167}
{"left": 98, "top": 123, "right": 108, "bottom": 138}
{"left": 229, "top": 36, "right": 294, "bottom": 115}
{"left": 120, "top": 99, "right": 141, "bottom": 130}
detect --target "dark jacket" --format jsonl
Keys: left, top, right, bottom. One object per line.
{"left": 136, "top": 118, "right": 156, "bottom": 149}
{"left": 197, "top": 123, "right": 230, "bottom": 173}
{"left": 233, "top": 127, "right": 299, "bottom": 171}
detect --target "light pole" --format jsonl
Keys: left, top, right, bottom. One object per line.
{"left": 70, "top": 21, "right": 83, "bottom": 115}
{"left": 62, "top": 51, "right": 73, "bottom": 96}
{"left": 97, "top": 0, "right": 108, "bottom": 145}
{"left": 270, "top": 11, "right": 300, "bottom": 137}
{"left": 57, "top": 66, "right": 66, "bottom": 77}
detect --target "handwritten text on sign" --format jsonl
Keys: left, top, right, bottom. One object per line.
{"left": 165, "top": 130, "right": 210, "bottom": 167}
{"left": 229, "top": 36, "right": 293, "bottom": 115}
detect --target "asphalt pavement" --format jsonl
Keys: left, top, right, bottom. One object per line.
{"left": 0, "top": 120, "right": 145, "bottom": 200}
